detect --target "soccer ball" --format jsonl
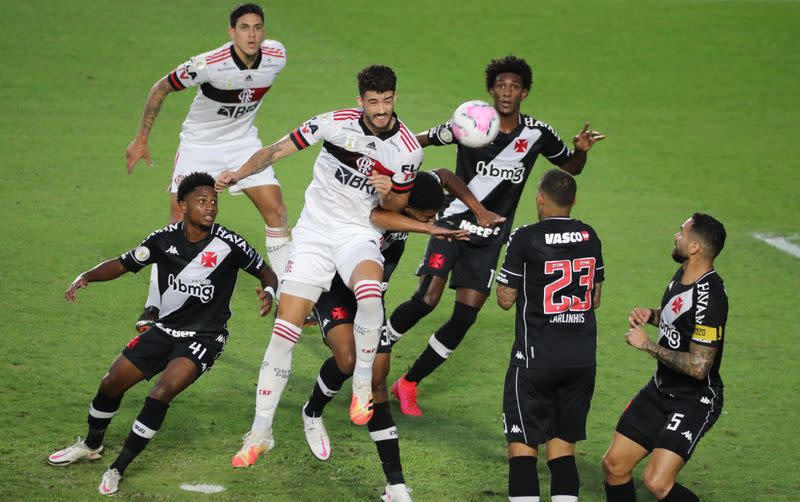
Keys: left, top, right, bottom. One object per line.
{"left": 450, "top": 100, "right": 500, "bottom": 148}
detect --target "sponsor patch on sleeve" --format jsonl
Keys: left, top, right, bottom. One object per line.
{"left": 134, "top": 246, "right": 151, "bottom": 263}
{"left": 692, "top": 324, "right": 722, "bottom": 343}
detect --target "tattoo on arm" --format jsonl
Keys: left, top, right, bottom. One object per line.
{"left": 649, "top": 308, "right": 662, "bottom": 327}
{"left": 496, "top": 285, "right": 517, "bottom": 310}
{"left": 137, "top": 79, "right": 172, "bottom": 138}
{"left": 243, "top": 136, "right": 295, "bottom": 176}
{"left": 643, "top": 340, "right": 717, "bottom": 380}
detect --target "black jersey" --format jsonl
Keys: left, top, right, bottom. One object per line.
{"left": 427, "top": 113, "right": 572, "bottom": 246}
{"left": 119, "top": 222, "right": 264, "bottom": 337}
{"left": 654, "top": 268, "right": 727, "bottom": 399}
{"left": 496, "top": 218, "right": 604, "bottom": 368}
{"left": 381, "top": 231, "right": 407, "bottom": 283}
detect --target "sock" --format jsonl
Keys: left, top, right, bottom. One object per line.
{"left": 509, "top": 456, "right": 539, "bottom": 501}
{"left": 605, "top": 479, "right": 637, "bottom": 502}
{"left": 387, "top": 293, "right": 434, "bottom": 335}
{"left": 548, "top": 456, "right": 579, "bottom": 501}
{"left": 659, "top": 483, "right": 699, "bottom": 502}
{"left": 251, "top": 319, "right": 301, "bottom": 434}
{"left": 405, "top": 302, "right": 479, "bottom": 383}
{"left": 145, "top": 265, "right": 160, "bottom": 309}
{"left": 368, "top": 402, "right": 404, "bottom": 485}
{"left": 109, "top": 397, "right": 169, "bottom": 475}
{"left": 305, "top": 357, "right": 351, "bottom": 417}
{"left": 265, "top": 226, "right": 291, "bottom": 280}
{"left": 352, "top": 280, "right": 384, "bottom": 388}
{"left": 85, "top": 392, "right": 122, "bottom": 449}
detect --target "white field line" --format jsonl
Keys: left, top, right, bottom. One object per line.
{"left": 752, "top": 233, "right": 800, "bottom": 258}
{"left": 179, "top": 483, "right": 225, "bottom": 494}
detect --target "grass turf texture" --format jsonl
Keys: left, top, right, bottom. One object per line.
{"left": 1, "top": 0, "right": 799, "bottom": 499}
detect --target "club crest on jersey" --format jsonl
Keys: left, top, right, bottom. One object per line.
{"left": 356, "top": 155, "right": 376, "bottom": 175}
{"left": 167, "top": 274, "right": 215, "bottom": 303}
{"left": 475, "top": 160, "right": 525, "bottom": 183}
{"left": 238, "top": 88, "right": 254, "bottom": 103}
{"left": 201, "top": 251, "right": 217, "bottom": 268}
{"left": 514, "top": 139, "right": 528, "bottom": 153}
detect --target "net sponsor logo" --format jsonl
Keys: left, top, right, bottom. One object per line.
{"left": 458, "top": 220, "right": 502, "bottom": 238}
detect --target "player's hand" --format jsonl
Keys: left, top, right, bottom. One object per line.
{"left": 430, "top": 226, "right": 470, "bottom": 241}
{"left": 125, "top": 136, "right": 153, "bottom": 174}
{"left": 65, "top": 274, "right": 89, "bottom": 303}
{"left": 215, "top": 171, "right": 240, "bottom": 192}
{"left": 625, "top": 325, "right": 649, "bottom": 350}
{"left": 572, "top": 122, "right": 606, "bottom": 152}
{"left": 629, "top": 307, "right": 652, "bottom": 327}
{"left": 475, "top": 209, "right": 506, "bottom": 229}
{"left": 368, "top": 171, "right": 393, "bottom": 196}
{"left": 256, "top": 287, "right": 274, "bottom": 317}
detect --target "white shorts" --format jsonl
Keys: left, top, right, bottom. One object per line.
{"left": 170, "top": 137, "right": 279, "bottom": 194}
{"left": 281, "top": 224, "right": 384, "bottom": 297}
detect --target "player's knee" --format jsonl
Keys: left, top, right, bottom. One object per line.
{"left": 148, "top": 383, "right": 180, "bottom": 403}
{"left": 602, "top": 451, "right": 630, "bottom": 481}
{"left": 99, "top": 373, "right": 125, "bottom": 398}
{"left": 417, "top": 284, "right": 442, "bottom": 307}
{"left": 643, "top": 465, "right": 673, "bottom": 499}
{"left": 333, "top": 351, "right": 356, "bottom": 376}
{"left": 265, "top": 202, "right": 287, "bottom": 227}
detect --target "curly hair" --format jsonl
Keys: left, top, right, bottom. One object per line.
{"left": 177, "top": 172, "right": 216, "bottom": 201}
{"left": 357, "top": 65, "right": 397, "bottom": 96}
{"left": 485, "top": 55, "right": 533, "bottom": 91}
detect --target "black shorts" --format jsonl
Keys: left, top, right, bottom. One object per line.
{"left": 122, "top": 326, "right": 226, "bottom": 380}
{"left": 503, "top": 365, "right": 596, "bottom": 446}
{"left": 313, "top": 274, "right": 392, "bottom": 354}
{"left": 416, "top": 236, "right": 503, "bottom": 295}
{"left": 616, "top": 379, "right": 723, "bottom": 462}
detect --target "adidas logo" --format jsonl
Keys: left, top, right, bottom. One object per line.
{"left": 510, "top": 425, "right": 522, "bottom": 434}
{"left": 681, "top": 430, "right": 693, "bottom": 442}
{"left": 366, "top": 141, "right": 377, "bottom": 150}
{"left": 245, "top": 74, "right": 253, "bottom": 81}
{"left": 515, "top": 350, "right": 525, "bottom": 360}
{"left": 166, "top": 245, "right": 179, "bottom": 255}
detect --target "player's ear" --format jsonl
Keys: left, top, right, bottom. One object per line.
{"left": 356, "top": 95, "right": 364, "bottom": 108}
{"left": 228, "top": 27, "right": 236, "bottom": 40}
{"left": 536, "top": 191, "right": 544, "bottom": 206}
{"left": 521, "top": 89, "right": 529, "bottom": 100}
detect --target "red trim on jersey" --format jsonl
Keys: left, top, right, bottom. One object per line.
{"left": 391, "top": 182, "right": 414, "bottom": 193}
{"left": 208, "top": 47, "right": 229, "bottom": 59}
{"left": 250, "top": 86, "right": 271, "bottom": 101}
{"left": 333, "top": 108, "right": 362, "bottom": 121}
{"left": 398, "top": 123, "right": 420, "bottom": 152}
{"left": 167, "top": 71, "right": 186, "bottom": 91}
{"left": 206, "top": 48, "right": 232, "bottom": 64}
{"left": 261, "top": 48, "right": 285, "bottom": 58}
{"left": 369, "top": 160, "right": 394, "bottom": 177}
{"left": 291, "top": 129, "right": 310, "bottom": 149}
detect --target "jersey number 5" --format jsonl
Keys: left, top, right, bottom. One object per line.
{"left": 543, "top": 258, "right": 596, "bottom": 314}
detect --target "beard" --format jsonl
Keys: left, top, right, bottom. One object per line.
{"left": 671, "top": 246, "right": 687, "bottom": 264}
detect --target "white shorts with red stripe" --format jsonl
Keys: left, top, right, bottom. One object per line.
{"left": 170, "top": 137, "right": 279, "bottom": 194}
{"left": 280, "top": 223, "right": 384, "bottom": 297}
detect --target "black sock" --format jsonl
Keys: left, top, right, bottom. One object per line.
{"left": 85, "top": 391, "right": 122, "bottom": 450}
{"left": 659, "top": 483, "right": 699, "bottom": 502}
{"left": 388, "top": 293, "right": 434, "bottom": 334}
{"left": 405, "top": 302, "right": 479, "bottom": 383}
{"left": 605, "top": 479, "right": 637, "bottom": 502}
{"left": 305, "top": 357, "right": 351, "bottom": 417}
{"left": 549, "top": 455, "right": 579, "bottom": 498}
{"left": 368, "top": 402, "right": 404, "bottom": 485}
{"left": 110, "top": 397, "right": 169, "bottom": 475}
{"left": 509, "top": 456, "right": 539, "bottom": 499}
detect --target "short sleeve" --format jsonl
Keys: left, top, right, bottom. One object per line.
{"left": 119, "top": 233, "right": 161, "bottom": 273}
{"left": 166, "top": 52, "right": 211, "bottom": 91}
{"left": 691, "top": 277, "right": 728, "bottom": 346}
{"left": 496, "top": 227, "right": 526, "bottom": 289}
{"left": 289, "top": 112, "right": 335, "bottom": 150}
{"left": 537, "top": 121, "right": 571, "bottom": 166}
{"left": 391, "top": 148, "right": 422, "bottom": 194}
{"left": 594, "top": 231, "right": 605, "bottom": 284}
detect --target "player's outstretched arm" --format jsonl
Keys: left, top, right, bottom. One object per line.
{"left": 496, "top": 284, "right": 517, "bottom": 310}
{"left": 433, "top": 169, "right": 506, "bottom": 228}
{"left": 65, "top": 259, "right": 129, "bottom": 303}
{"left": 125, "top": 78, "right": 175, "bottom": 174}
{"left": 255, "top": 265, "right": 279, "bottom": 317}
{"left": 215, "top": 135, "right": 299, "bottom": 191}
{"left": 370, "top": 208, "right": 469, "bottom": 240}
{"left": 559, "top": 122, "right": 606, "bottom": 176}
{"left": 625, "top": 325, "right": 717, "bottom": 380}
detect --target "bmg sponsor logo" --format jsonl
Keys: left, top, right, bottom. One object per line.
{"left": 475, "top": 161, "right": 524, "bottom": 183}
{"left": 167, "top": 274, "right": 215, "bottom": 303}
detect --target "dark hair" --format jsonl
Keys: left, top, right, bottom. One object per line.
{"left": 230, "top": 3, "right": 264, "bottom": 28}
{"left": 408, "top": 172, "right": 445, "bottom": 211}
{"left": 357, "top": 65, "right": 397, "bottom": 96}
{"left": 691, "top": 213, "right": 726, "bottom": 258}
{"left": 485, "top": 55, "right": 533, "bottom": 91}
{"left": 177, "top": 172, "right": 216, "bottom": 201}
{"left": 538, "top": 169, "right": 576, "bottom": 207}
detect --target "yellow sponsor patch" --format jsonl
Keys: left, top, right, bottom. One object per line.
{"left": 692, "top": 324, "right": 722, "bottom": 342}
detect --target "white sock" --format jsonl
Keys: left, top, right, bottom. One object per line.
{"left": 145, "top": 264, "right": 160, "bottom": 309}
{"left": 251, "top": 319, "right": 301, "bottom": 435}
{"left": 352, "top": 280, "right": 384, "bottom": 386}
{"left": 265, "top": 226, "right": 291, "bottom": 280}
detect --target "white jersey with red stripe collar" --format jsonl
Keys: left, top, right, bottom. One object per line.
{"left": 288, "top": 109, "right": 423, "bottom": 235}
{"left": 166, "top": 40, "right": 286, "bottom": 144}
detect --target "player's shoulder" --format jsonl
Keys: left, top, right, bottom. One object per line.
{"left": 696, "top": 269, "right": 727, "bottom": 297}
{"left": 260, "top": 39, "right": 286, "bottom": 58}
{"left": 143, "top": 222, "right": 181, "bottom": 241}
{"left": 211, "top": 224, "right": 256, "bottom": 254}
{"left": 572, "top": 218, "right": 600, "bottom": 238}
{"left": 197, "top": 43, "right": 234, "bottom": 66}
{"left": 508, "top": 223, "right": 536, "bottom": 242}
{"left": 395, "top": 118, "right": 422, "bottom": 155}
{"left": 330, "top": 107, "right": 363, "bottom": 122}
{"left": 521, "top": 113, "right": 559, "bottom": 135}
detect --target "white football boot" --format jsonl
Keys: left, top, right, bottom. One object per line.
{"left": 98, "top": 468, "right": 121, "bottom": 496}
{"left": 48, "top": 437, "right": 103, "bottom": 466}
{"left": 381, "top": 483, "right": 412, "bottom": 502}
{"left": 301, "top": 402, "right": 331, "bottom": 461}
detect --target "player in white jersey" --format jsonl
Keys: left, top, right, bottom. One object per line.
{"left": 215, "top": 65, "right": 423, "bottom": 467}
{"left": 124, "top": 4, "right": 292, "bottom": 330}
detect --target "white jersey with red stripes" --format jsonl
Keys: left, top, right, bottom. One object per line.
{"left": 166, "top": 40, "right": 286, "bottom": 144}
{"left": 288, "top": 108, "right": 423, "bottom": 236}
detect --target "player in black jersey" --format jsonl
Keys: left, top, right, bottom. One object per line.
{"left": 602, "top": 214, "right": 727, "bottom": 502}
{"left": 389, "top": 55, "right": 606, "bottom": 416}
{"left": 47, "top": 173, "right": 277, "bottom": 496}
{"left": 300, "top": 170, "right": 481, "bottom": 501}
{"left": 495, "top": 169, "right": 604, "bottom": 502}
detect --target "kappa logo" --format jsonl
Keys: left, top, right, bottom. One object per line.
{"left": 166, "top": 245, "right": 179, "bottom": 255}
{"left": 681, "top": 430, "right": 693, "bottom": 442}
{"left": 515, "top": 350, "right": 525, "bottom": 360}
{"left": 215, "top": 335, "right": 226, "bottom": 343}
{"left": 510, "top": 425, "right": 522, "bottom": 434}
{"left": 700, "top": 396, "right": 711, "bottom": 405}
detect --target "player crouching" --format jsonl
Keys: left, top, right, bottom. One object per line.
{"left": 47, "top": 173, "right": 277, "bottom": 496}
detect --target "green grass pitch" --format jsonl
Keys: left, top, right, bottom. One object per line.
{"left": 1, "top": 0, "right": 798, "bottom": 500}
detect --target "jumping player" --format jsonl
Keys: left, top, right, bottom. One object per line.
{"left": 602, "top": 214, "right": 727, "bottom": 502}
{"left": 47, "top": 173, "right": 277, "bottom": 496}
{"left": 496, "top": 169, "right": 604, "bottom": 502}
{"left": 125, "top": 4, "right": 291, "bottom": 330}
{"left": 215, "top": 65, "right": 424, "bottom": 466}
{"left": 389, "top": 55, "right": 606, "bottom": 416}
